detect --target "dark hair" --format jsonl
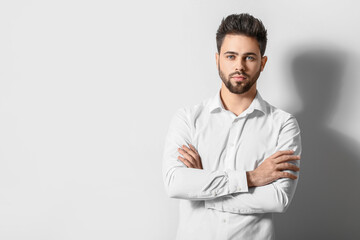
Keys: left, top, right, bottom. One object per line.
{"left": 216, "top": 13, "right": 267, "bottom": 56}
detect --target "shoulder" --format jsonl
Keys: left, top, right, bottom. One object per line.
{"left": 173, "top": 96, "right": 212, "bottom": 122}
{"left": 262, "top": 99, "right": 300, "bottom": 130}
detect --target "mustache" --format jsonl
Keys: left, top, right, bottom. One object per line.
{"left": 229, "top": 71, "right": 249, "bottom": 78}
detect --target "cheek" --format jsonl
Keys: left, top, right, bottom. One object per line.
{"left": 248, "top": 62, "right": 262, "bottom": 72}
{"left": 221, "top": 61, "right": 236, "bottom": 73}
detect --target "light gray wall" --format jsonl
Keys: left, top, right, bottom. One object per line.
{"left": 1, "top": 0, "right": 359, "bottom": 239}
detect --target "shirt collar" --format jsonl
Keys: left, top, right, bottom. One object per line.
{"left": 209, "top": 89, "right": 267, "bottom": 115}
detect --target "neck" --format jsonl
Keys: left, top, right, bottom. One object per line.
{"left": 220, "top": 83, "right": 257, "bottom": 116}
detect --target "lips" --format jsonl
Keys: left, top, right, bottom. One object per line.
{"left": 231, "top": 75, "right": 246, "bottom": 81}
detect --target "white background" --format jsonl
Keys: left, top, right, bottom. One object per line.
{"left": 1, "top": 0, "right": 360, "bottom": 239}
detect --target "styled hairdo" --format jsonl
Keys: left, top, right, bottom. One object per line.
{"left": 216, "top": 13, "right": 268, "bottom": 56}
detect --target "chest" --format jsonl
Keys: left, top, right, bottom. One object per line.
{"left": 192, "top": 114, "right": 280, "bottom": 171}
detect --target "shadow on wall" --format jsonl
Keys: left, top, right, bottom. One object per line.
{"left": 274, "top": 47, "right": 360, "bottom": 240}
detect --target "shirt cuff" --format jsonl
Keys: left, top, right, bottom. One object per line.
{"left": 204, "top": 169, "right": 249, "bottom": 211}
{"left": 227, "top": 169, "right": 249, "bottom": 193}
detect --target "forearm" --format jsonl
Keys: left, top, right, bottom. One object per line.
{"left": 205, "top": 116, "right": 302, "bottom": 214}
{"left": 205, "top": 171, "right": 299, "bottom": 214}
{"left": 163, "top": 107, "right": 250, "bottom": 200}
{"left": 163, "top": 165, "right": 248, "bottom": 200}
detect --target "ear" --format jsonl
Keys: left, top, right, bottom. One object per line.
{"left": 260, "top": 56, "right": 268, "bottom": 72}
{"left": 215, "top": 52, "right": 219, "bottom": 67}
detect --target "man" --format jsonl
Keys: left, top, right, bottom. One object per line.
{"left": 162, "top": 13, "right": 301, "bottom": 240}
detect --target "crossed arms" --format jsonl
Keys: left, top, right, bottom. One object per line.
{"left": 162, "top": 108, "right": 302, "bottom": 214}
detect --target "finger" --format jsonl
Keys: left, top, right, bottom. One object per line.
{"left": 189, "top": 144, "right": 203, "bottom": 169}
{"left": 189, "top": 144, "right": 198, "bottom": 153}
{"left": 271, "top": 150, "right": 295, "bottom": 159}
{"left": 178, "top": 148, "right": 196, "bottom": 166}
{"left": 181, "top": 145, "right": 198, "bottom": 160}
{"left": 276, "top": 163, "right": 300, "bottom": 172}
{"left": 277, "top": 171, "right": 298, "bottom": 180}
{"left": 198, "top": 158, "right": 203, "bottom": 169}
{"left": 178, "top": 156, "right": 194, "bottom": 168}
{"left": 178, "top": 148, "right": 196, "bottom": 165}
{"left": 275, "top": 154, "right": 300, "bottom": 164}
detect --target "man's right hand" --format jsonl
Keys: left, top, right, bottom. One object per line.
{"left": 246, "top": 150, "right": 300, "bottom": 187}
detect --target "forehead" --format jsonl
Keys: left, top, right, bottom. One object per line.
{"left": 221, "top": 34, "right": 260, "bottom": 55}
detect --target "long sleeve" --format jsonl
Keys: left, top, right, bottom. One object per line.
{"left": 204, "top": 115, "right": 302, "bottom": 214}
{"left": 162, "top": 107, "right": 249, "bottom": 201}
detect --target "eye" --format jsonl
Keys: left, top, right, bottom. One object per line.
{"left": 226, "top": 55, "right": 235, "bottom": 60}
{"left": 245, "top": 56, "right": 255, "bottom": 61}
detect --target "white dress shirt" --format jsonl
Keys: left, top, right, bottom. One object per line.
{"left": 162, "top": 89, "right": 301, "bottom": 240}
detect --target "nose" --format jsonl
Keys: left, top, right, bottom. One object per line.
{"left": 235, "top": 59, "right": 246, "bottom": 72}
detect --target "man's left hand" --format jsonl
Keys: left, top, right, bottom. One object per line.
{"left": 177, "top": 144, "right": 203, "bottom": 169}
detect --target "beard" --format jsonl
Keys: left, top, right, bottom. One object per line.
{"left": 218, "top": 62, "right": 261, "bottom": 94}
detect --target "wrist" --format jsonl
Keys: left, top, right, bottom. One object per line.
{"left": 246, "top": 171, "right": 256, "bottom": 188}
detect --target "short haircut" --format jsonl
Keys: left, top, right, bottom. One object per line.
{"left": 216, "top": 13, "right": 268, "bottom": 56}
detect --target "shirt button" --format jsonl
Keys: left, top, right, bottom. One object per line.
{"left": 229, "top": 143, "right": 234, "bottom": 147}
{"left": 223, "top": 219, "right": 226, "bottom": 223}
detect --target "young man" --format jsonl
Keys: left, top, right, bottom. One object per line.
{"left": 162, "top": 13, "right": 301, "bottom": 240}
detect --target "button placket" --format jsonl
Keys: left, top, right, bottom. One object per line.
{"left": 224, "top": 121, "right": 238, "bottom": 169}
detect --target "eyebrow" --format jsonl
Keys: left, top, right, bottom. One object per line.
{"left": 223, "top": 51, "right": 258, "bottom": 56}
